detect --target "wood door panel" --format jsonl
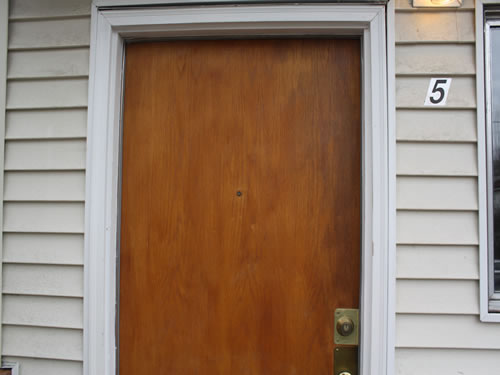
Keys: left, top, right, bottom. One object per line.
{"left": 120, "top": 39, "right": 361, "bottom": 374}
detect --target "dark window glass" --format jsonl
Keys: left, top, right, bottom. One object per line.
{"left": 490, "top": 27, "right": 500, "bottom": 292}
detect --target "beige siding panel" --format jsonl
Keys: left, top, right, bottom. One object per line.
{"left": 9, "top": 0, "right": 91, "bottom": 19}
{"left": 396, "top": 77, "right": 475, "bottom": 108}
{"left": 7, "top": 48, "right": 89, "bottom": 79}
{"left": 396, "top": 44, "right": 475, "bottom": 75}
{"left": 397, "top": 176, "right": 477, "bottom": 210}
{"left": 397, "top": 211, "right": 478, "bottom": 245}
{"left": 397, "top": 245, "right": 479, "bottom": 280}
{"left": 396, "top": 109, "right": 476, "bottom": 142}
{"left": 6, "top": 79, "right": 88, "bottom": 109}
{"left": 395, "top": 11, "right": 474, "bottom": 43}
{"left": 5, "top": 139, "right": 86, "bottom": 170}
{"left": 4, "top": 0, "right": 91, "bottom": 368}
{"left": 395, "top": 0, "right": 474, "bottom": 9}
{"left": 4, "top": 202, "right": 84, "bottom": 233}
{"left": 8, "top": 18, "right": 90, "bottom": 49}
{"left": 396, "top": 314, "right": 500, "bottom": 349}
{"left": 397, "top": 143, "right": 477, "bottom": 176}
{"left": 3, "top": 233, "right": 83, "bottom": 265}
{"left": 2, "top": 326, "right": 82, "bottom": 360}
{"left": 3, "top": 264, "right": 83, "bottom": 297}
{"left": 6, "top": 109, "right": 87, "bottom": 139}
{"left": 396, "top": 280, "right": 479, "bottom": 314}
{"left": 395, "top": 348, "right": 500, "bottom": 375}
{"left": 4, "top": 171, "right": 85, "bottom": 201}
{"left": 2, "top": 357, "right": 81, "bottom": 375}
{"left": 3, "top": 295, "right": 82, "bottom": 329}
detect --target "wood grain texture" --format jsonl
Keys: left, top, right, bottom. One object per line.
{"left": 120, "top": 39, "right": 361, "bottom": 374}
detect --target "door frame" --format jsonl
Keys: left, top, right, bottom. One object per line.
{"left": 84, "top": 3, "right": 395, "bottom": 375}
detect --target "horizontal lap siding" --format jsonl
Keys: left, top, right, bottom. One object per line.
{"left": 6, "top": 79, "right": 88, "bottom": 109}
{"left": 1, "top": 1, "right": 492, "bottom": 374}
{"left": 397, "top": 143, "right": 477, "bottom": 176}
{"left": 397, "top": 176, "right": 478, "bottom": 210}
{"left": 395, "top": 2, "right": 497, "bottom": 374}
{"left": 4, "top": 140, "right": 86, "bottom": 170}
{"left": 3, "top": 1, "right": 90, "bottom": 373}
{"left": 2, "top": 357, "right": 81, "bottom": 375}
{"left": 396, "top": 348, "right": 500, "bottom": 375}
{"left": 397, "top": 245, "right": 479, "bottom": 280}
{"left": 7, "top": 49, "right": 89, "bottom": 79}
{"left": 3, "top": 233, "right": 83, "bottom": 265}
{"left": 396, "top": 109, "right": 477, "bottom": 142}
{"left": 8, "top": 18, "right": 90, "bottom": 50}
{"left": 396, "top": 76, "right": 476, "bottom": 108}
{"left": 5, "top": 109, "right": 87, "bottom": 140}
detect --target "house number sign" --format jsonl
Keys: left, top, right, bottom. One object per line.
{"left": 424, "top": 78, "right": 452, "bottom": 106}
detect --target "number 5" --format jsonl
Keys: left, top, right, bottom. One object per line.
{"left": 424, "top": 78, "right": 452, "bottom": 106}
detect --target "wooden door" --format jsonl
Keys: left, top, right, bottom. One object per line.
{"left": 119, "top": 39, "right": 361, "bottom": 374}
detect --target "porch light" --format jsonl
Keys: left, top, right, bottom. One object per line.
{"left": 412, "top": 0, "right": 462, "bottom": 7}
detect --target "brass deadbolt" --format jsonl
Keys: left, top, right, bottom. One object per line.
{"left": 336, "top": 316, "right": 355, "bottom": 337}
{"left": 334, "top": 346, "right": 358, "bottom": 375}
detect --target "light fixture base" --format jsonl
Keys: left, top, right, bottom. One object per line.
{"left": 412, "top": 0, "right": 462, "bottom": 7}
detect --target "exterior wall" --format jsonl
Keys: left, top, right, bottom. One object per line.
{"left": 394, "top": 0, "right": 500, "bottom": 373}
{"left": 2, "top": 0, "right": 90, "bottom": 374}
{"left": 1, "top": 0, "right": 500, "bottom": 374}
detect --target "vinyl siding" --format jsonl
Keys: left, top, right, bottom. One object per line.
{"left": 394, "top": 0, "right": 500, "bottom": 373}
{"left": 2, "top": 1, "right": 90, "bottom": 373}
{"left": 1, "top": 1, "right": 497, "bottom": 374}
{"left": 396, "top": 349, "right": 500, "bottom": 375}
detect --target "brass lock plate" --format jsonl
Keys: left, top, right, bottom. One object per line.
{"left": 334, "top": 308, "right": 359, "bottom": 345}
{"left": 334, "top": 346, "right": 358, "bottom": 375}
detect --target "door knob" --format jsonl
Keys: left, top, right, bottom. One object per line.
{"left": 338, "top": 372, "right": 352, "bottom": 375}
{"left": 334, "top": 308, "right": 359, "bottom": 345}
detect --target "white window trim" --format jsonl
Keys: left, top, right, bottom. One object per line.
{"left": 85, "top": 2, "right": 396, "bottom": 374}
{"left": 477, "top": 0, "right": 500, "bottom": 322}
{"left": 0, "top": 0, "right": 8, "bottom": 358}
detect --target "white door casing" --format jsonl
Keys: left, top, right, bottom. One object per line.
{"left": 84, "top": 3, "right": 395, "bottom": 375}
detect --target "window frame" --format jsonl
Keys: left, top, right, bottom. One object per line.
{"left": 476, "top": 0, "right": 500, "bottom": 321}
{"left": 485, "top": 19, "right": 500, "bottom": 307}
